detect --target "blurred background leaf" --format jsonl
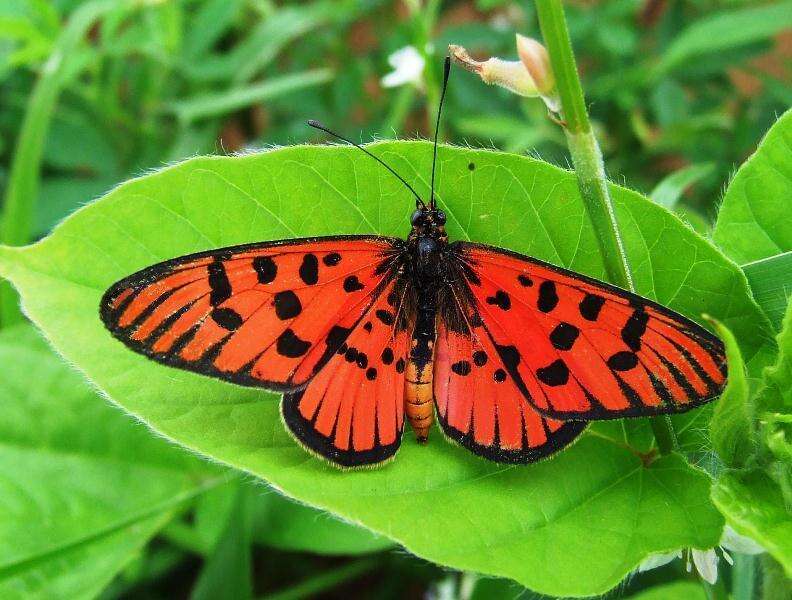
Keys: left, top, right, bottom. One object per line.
{"left": 0, "top": 0, "right": 789, "bottom": 597}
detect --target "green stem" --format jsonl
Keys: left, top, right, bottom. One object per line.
{"left": 535, "top": 0, "right": 675, "bottom": 455}
{"left": 0, "top": 0, "right": 158, "bottom": 326}
{"left": 732, "top": 553, "right": 756, "bottom": 600}
{"left": 702, "top": 577, "right": 730, "bottom": 600}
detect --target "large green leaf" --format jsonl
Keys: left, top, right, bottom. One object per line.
{"left": 713, "top": 109, "right": 792, "bottom": 265}
{"left": 0, "top": 326, "right": 218, "bottom": 599}
{"left": 0, "top": 141, "right": 769, "bottom": 596}
{"left": 707, "top": 318, "right": 754, "bottom": 468}
{"left": 712, "top": 470, "right": 792, "bottom": 577}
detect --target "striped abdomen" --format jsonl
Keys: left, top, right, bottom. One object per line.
{"left": 404, "top": 300, "right": 436, "bottom": 441}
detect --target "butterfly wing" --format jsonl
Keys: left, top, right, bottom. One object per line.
{"left": 282, "top": 279, "right": 410, "bottom": 467}
{"left": 100, "top": 236, "right": 401, "bottom": 390}
{"left": 451, "top": 242, "right": 727, "bottom": 420}
{"left": 434, "top": 319, "right": 586, "bottom": 463}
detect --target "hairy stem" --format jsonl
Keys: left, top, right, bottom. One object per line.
{"left": 535, "top": 0, "right": 676, "bottom": 455}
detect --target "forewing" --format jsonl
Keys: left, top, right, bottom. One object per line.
{"left": 455, "top": 242, "right": 727, "bottom": 420}
{"left": 100, "top": 236, "right": 400, "bottom": 390}
{"left": 434, "top": 321, "right": 586, "bottom": 463}
{"left": 282, "top": 280, "right": 410, "bottom": 467}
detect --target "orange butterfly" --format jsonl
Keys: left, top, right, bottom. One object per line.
{"left": 100, "top": 59, "right": 726, "bottom": 467}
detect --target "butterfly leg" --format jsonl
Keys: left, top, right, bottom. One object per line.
{"left": 404, "top": 290, "right": 437, "bottom": 442}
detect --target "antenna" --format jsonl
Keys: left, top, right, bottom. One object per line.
{"left": 430, "top": 56, "right": 451, "bottom": 209}
{"left": 307, "top": 120, "right": 426, "bottom": 209}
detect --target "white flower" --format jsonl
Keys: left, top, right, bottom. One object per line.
{"left": 381, "top": 46, "right": 425, "bottom": 89}
{"left": 637, "top": 526, "right": 764, "bottom": 585}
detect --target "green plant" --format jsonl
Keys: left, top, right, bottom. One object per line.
{"left": 0, "top": 1, "right": 789, "bottom": 598}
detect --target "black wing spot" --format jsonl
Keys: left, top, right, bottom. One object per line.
{"left": 299, "top": 253, "right": 319, "bottom": 285}
{"left": 486, "top": 290, "right": 511, "bottom": 311}
{"left": 276, "top": 329, "right": 311, "bottom": 358}
{"left": 273, "top": 290, "right": 302, "bottom": 320}
{"left": 381, "top": 347, "right": 394, "bottom": 365}
{"left": 470, "top": 313, "right": 484, "bottom": 328}
{"left": 211, "top": 307, "right": 242, "bottom": 331}
{"left": 366, "top": 367, "right": 378, "bottom": 381}
{"left": 323, "top": 252, "right": 341, "bottom": 266}
{"left": 550, "top": 322, "right": 579, "bottom": 351}
{"left": 622, "top": 307, "right": 649, "bottom": 351}
{"left": 208, "top": 261, "right": 232, "bottom": 306}
{"left": 608, "top": 351, "right": 639, "bottom": 371}
{"left": 313, "top": 325, "right": 352, "bottom": 373}
{"left": 451, "top": 360, "right": 472, "bottom": 376}
{"left": 537, "top": 359, "right": 569, "bottom": 386}
{"left": 493, "top": 368, "right": 507, "bottom": 383}
{"left": 395, "top": 358, "right": 406, "bottom": 373}
{"left": 345, "top": 347, "right": 359, "bottom": 363}
{"left": 386, "top": 290, "right": 399, "bottom": 306}
{"left": 495, "top": 344, "right": 520, "bottom": 371}
{"left": 253, "top": 256, "right": 277, "bottom": 284}
{"left": 518, "top": 274, "right": 533, "bottom": 287}
{"left": 473, "top": 350, "right": 488, "bottom": 367}
{"left": 537, "top": 281, "right": 558, "bottom": 313}
{"left": 579, "top": 293, "right": 605, "bottom": 321}
{"left": 356, "top": 352, "right": 368, "bottom": 369}
{"left": 363, "top": 321, "right": 373, "bottom": 332}
{"left": 343, "top": 275, "right": 365, "bottom": 293}
{"left": 376, "top": 309, "right": 395, "bottom": 326}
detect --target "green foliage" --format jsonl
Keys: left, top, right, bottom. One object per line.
{"left": 0, "top": 324, "right": 218, "bottom": 598}
{"left": 707, "top": 318, "right": 755, "bottom": 469}
{"left": 712, "top": 469, "right": 791, "bottom": 577}
{"left": 0, "top": 141, "right": 764, "bottom": 595}
{"left": 1, "top": 0, "right": 790, "bottom": 597}
{"left": 191, "top": 485, "right": 252, "bottom": 600}
{"left": 714, "top": 109, "right": 792, "bottom": 266}
{"left": 655, "top": 2, "right": 792, "bottom": 76}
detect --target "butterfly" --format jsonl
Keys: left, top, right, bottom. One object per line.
{"left": 100, "top": 59, "right": 726, "bottom": 468}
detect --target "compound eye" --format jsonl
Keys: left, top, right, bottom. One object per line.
{"left": 435, "top": 210, "right": 447, "bottom": 225}
{"left": 411, "top": 209, "right": 426, "bottom": 226}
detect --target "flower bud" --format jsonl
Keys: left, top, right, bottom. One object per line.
{"left": 449, "top": 38, "right": 560, "bottom": 114}
{"left": 449, "top": 45, "right": 539, "bottom": 97}
{"left": 516, "top": 34, "right": 554, "bottom": 95}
